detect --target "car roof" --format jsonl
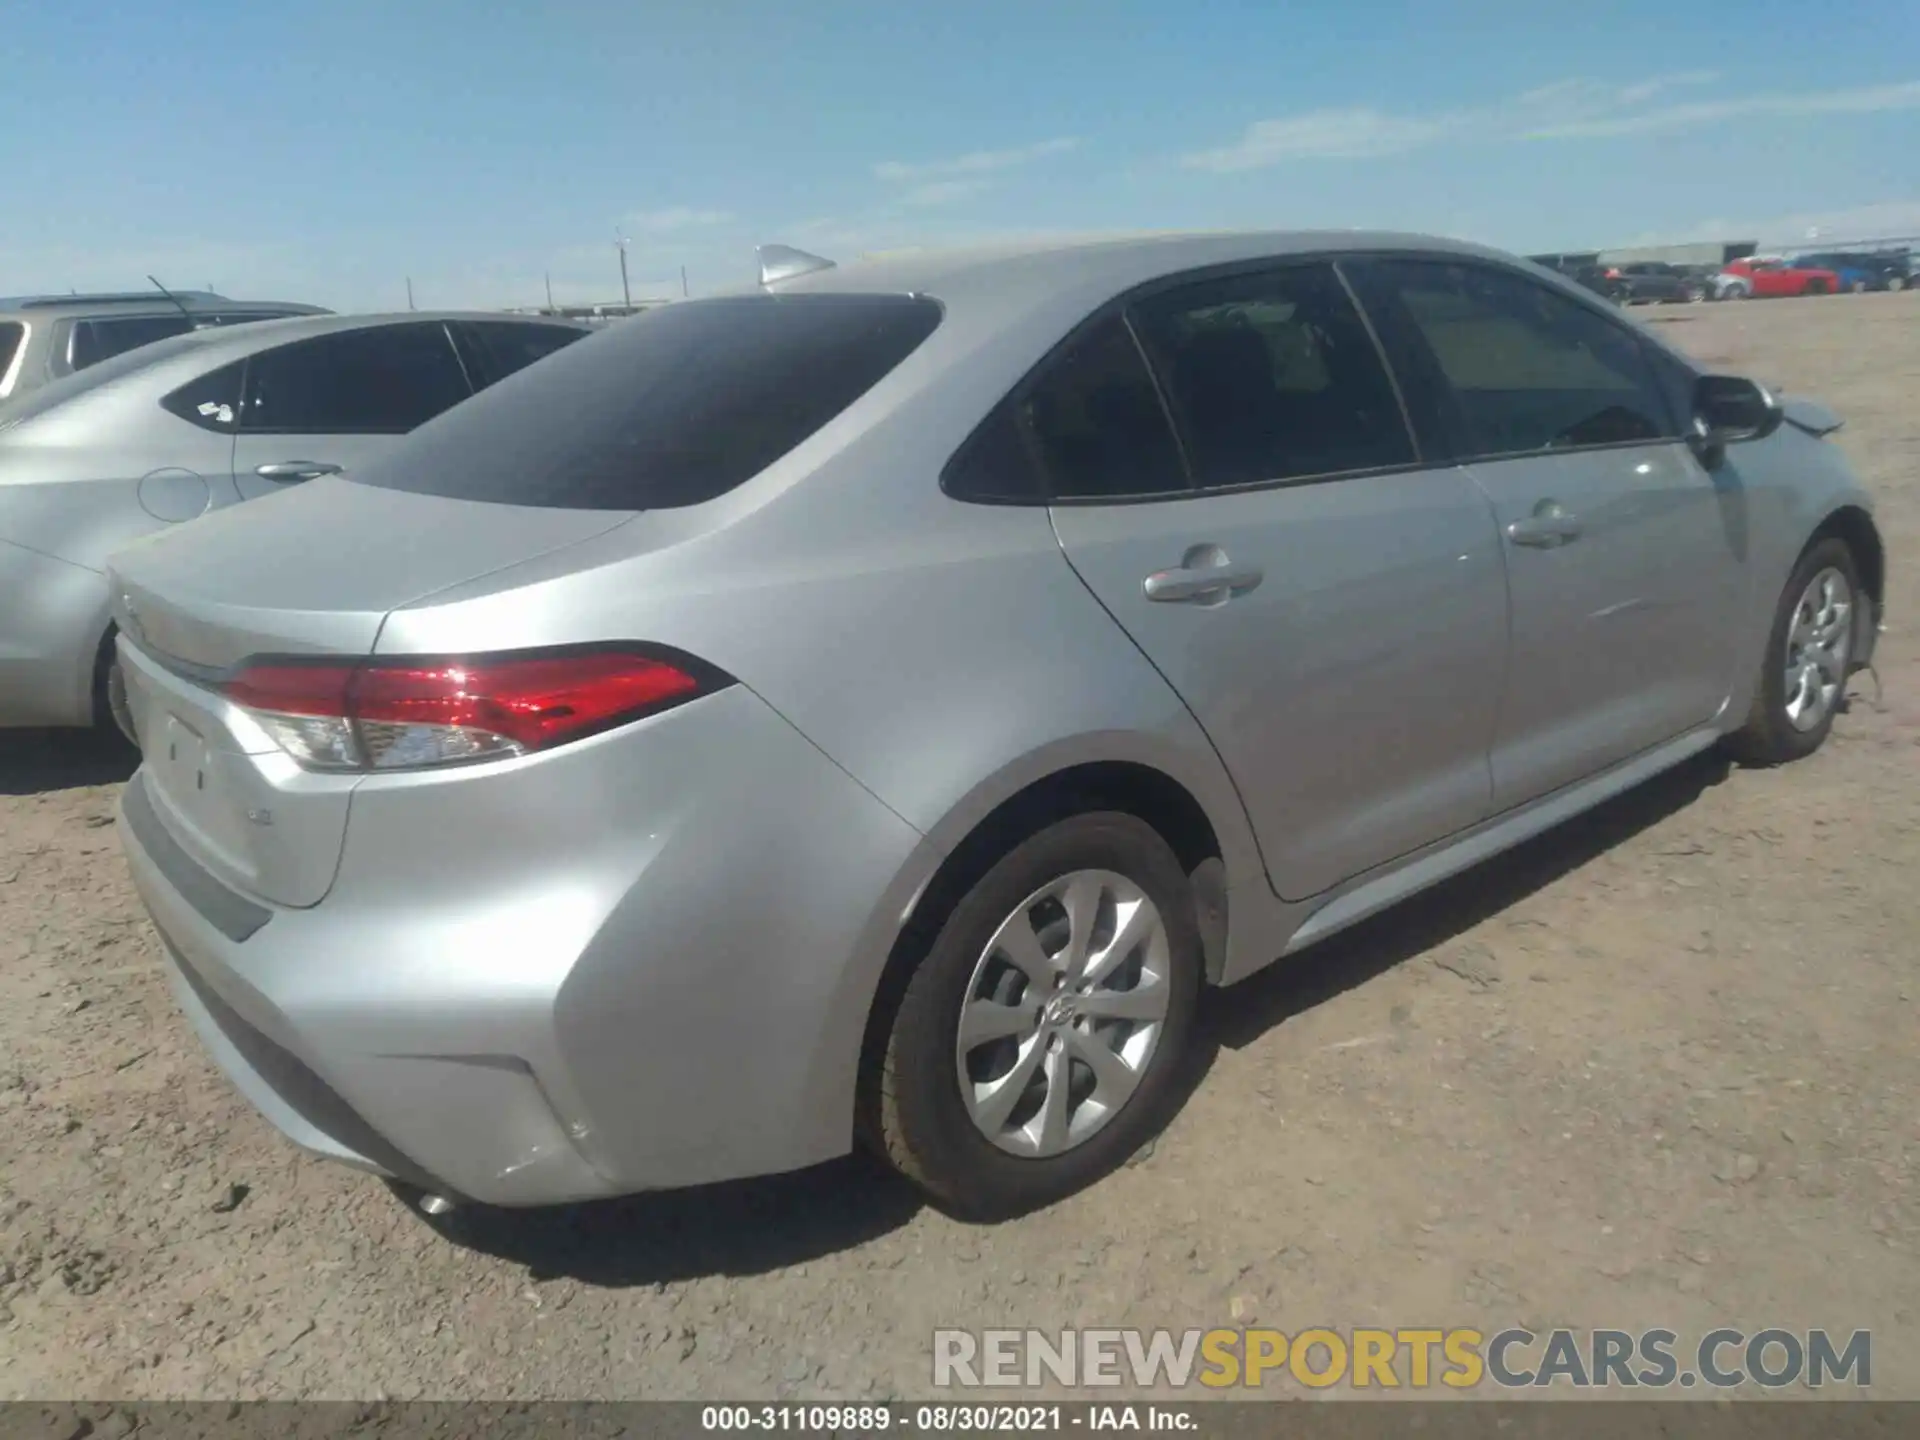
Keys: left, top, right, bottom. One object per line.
{"left": 0, "top": 293, "right": 328, "bottom": 319}
{"left": 763, "top": 229, "right": 1528, "bottom": 305}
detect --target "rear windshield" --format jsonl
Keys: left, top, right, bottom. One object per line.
{"left": 347, "top": 293, "right": 943, "bottom": 509}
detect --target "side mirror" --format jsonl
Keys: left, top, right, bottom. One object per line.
{"left": 1691, "top": 374, "right": 1784, "bottom": 447}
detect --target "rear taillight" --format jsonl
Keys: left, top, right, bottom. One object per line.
{"left": 223, "top": 647, "right": 727, "bottom": 772}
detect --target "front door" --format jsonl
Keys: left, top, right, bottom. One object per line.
{"left": 1350, "top": 256, "right": 1747, "bottom": 810}
{"left": 229, "top": 321, "right": 475, "bottom": 500}
{"left": 1035, "top": 262, "right": 1509, "bottom": 901}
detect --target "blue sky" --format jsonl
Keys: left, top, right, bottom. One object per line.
{"left": 4, "top": 1, "right": 1916, "bottom": 309}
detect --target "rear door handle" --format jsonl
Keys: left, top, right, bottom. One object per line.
{"left": 1144, "top": 558, "right": 1265, "bottom": 604}
{"left": 254, "top": 461, "right": 343, "bottom": 481}
{"left": 1506, "top": 503, "right": 1583, "bottom": 548}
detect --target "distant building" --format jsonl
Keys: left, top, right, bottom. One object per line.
{"left": 1595, "top": 240, "right": 1758, "bottom": 268}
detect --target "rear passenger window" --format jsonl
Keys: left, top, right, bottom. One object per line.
{"left": 1128, "top": 264, "right": 1414, "bottom": 487}
{"left": 161, "top": 361, "right": 245, "bottom": 432}
{"left": 455, "top": 321, "right": 589, "bottom": 390}
{"left": 1365, "top": 259, "right": 1673, "bottom": 457}
{"left": 68, "top": 315, "right": 194, "bottom": 372}
{"left": 240, "top": 323, "right": 472, "bottom": 434}
{"left": 1015, "top": 316, "right": 1187, "bottom": 500}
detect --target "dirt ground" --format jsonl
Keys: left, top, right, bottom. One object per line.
{"left": 2, "top": 293, "right": 1916, "bottom": 1403}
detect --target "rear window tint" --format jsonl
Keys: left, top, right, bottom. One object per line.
{"left": 69, "top": 315, "right": 195, "bottom": 371}
{"left": 348, "top": 294, "right": 942, "bottom": 509}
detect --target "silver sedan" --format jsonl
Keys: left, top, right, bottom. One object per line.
{"left": 106, "top": 232, "right": 1884, "bottom": 1219}
{"left": 0, "top": 312, "right": 587, "bottom": 731}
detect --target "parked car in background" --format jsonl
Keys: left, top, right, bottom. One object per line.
{"left": 0, "top": 311, "right": 589, "bottom": 733}
{"left": 1790, "top": 251, "right": 1910, "bottom": 293}
{"left": 1603, "top": 262, "right": 1706, "bottom": 304}
{"left": 104, "top": 232, "right": 1883, "bottom": 1220}
{"left": 0, "top": 291, "right": 328, "bottom": 406}
{"left": 1713, "top": 256, "right": 1840, "bottom": 299}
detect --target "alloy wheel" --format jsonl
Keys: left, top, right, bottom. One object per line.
{"left": 1783, "top": 566, "right": 1853, "bottom": 733}
{"left": 955, "top": 869, "right": 1171, "bottom": 1158}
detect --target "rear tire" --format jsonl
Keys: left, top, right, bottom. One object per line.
{"left": 866, "top": 812, "right": 1202, "bottom": 1219}
{"left": 91, "top": 627, "right": 138, "bottom": 749}
{"left": 1850, "top": 279, "right": 1869, "bottom": 294}
{"left": 1723, "top": 538, "right": 1860, "bottom": 767}
{"left": 1805, "top": 278, "right": 1830, "bottom": 296}
{"left": 1889, "top": 276, "right": 1907, "bottom": 293}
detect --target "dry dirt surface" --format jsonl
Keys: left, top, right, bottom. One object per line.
{"left": 2, "top": 293, "right": 1916, "bottom": 1403}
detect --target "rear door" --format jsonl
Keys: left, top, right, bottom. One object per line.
{"left": 1044, "top": 261, "right": 1509, "bottom": 901}
{"left": 229, "top": 322, "right": 475, "bottom": 499}
{"left": 1349, "top": 256, "right": 1746, "bottom": 811}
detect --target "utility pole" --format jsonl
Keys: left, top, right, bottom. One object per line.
{"left": 406, "top": 277, "right": 416, "bottom": 310}
{"left": 616, "top": 231, "right": 633, "bottom": 310}
{"left": 545, "top": 272, "right": 556, "bottom": 313}
{"left": 681, "top": 265, "right": 689, "bottom": 298}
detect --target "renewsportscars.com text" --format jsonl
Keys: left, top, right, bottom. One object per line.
{"left": 933, "top": 1327, "right": 1871, "bottom": 1390}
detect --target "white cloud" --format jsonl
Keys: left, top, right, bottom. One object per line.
{"left": 1182, "top": 108, "right": 1467, "bottom": 169}
{"left": 1525, "top": 79, "right": 1920, "bottom": 138}
{"left": 1183, "top": 73, "right": 1918, "bottom": 171}
{"left": 873, "top": 136, "right": 1079, "bottom": 184}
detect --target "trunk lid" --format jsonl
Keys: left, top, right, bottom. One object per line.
{"left": 109, "top": 476, "right": 636, "bottom": 670}
{"left": 108, "top": 477, "right": 637, "bottom": 908}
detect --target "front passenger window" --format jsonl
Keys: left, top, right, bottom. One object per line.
{"left": 1367, "top": 260, "right": 1674, "bottom": 458}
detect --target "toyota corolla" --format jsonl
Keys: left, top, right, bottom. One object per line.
{"left": 107, "top": 233, "right": 1884, "bottom": 1219}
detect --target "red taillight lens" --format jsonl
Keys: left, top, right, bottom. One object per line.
{"left": 224, "top": 648, "right": 724, "bottom": 772}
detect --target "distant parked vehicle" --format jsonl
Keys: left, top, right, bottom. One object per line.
{"left": 1603, "top": 262, "right": 1706, "bottom": 305}
{"left": 1713, "top": 257, "right": 1840, "bottom": 300}
{"left": 0, "top": 291, "right": 328, "bottom": 407}
{"left": 1790, "top": 252, "right": 1910, "bottom": 294}
{"left": 0, "top": 312, "right": 590, "bottom": 733}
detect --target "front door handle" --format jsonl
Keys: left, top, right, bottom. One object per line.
{"left": 254, "top": 460, "right": 343, "bottom": 482}
{"left": 1144, "top": 547, "right": 1264, "bottom": 604}
{"left": 1506, "top": 502, "right": 1584, "bottom": 548}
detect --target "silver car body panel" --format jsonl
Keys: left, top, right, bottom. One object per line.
{"left": 104, "top": 230, "right": 1883, "bottom": 1203}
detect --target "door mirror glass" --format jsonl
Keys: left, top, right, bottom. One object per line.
{"left": 1692, "top": 374, "right": 1782, "bottom": 445}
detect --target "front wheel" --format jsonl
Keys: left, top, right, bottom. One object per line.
{"left": 1888, "top": 275, "right": 1907, "bottom": 293}
{"left": 866, "top": 812, "right": 1202, "bottom": 1218}
{"left": 1723, "top": 538, "right": 1860, "bottom": 766}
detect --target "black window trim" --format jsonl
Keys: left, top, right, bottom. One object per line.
{"left": 1347, "top": 250, "right": 1696, "bottom": 467}
{"left": 235, "top": 320, "right": 475, "bottom": 437}
{"left": 941, "top": 252, "right": 1436, "bottom": 509}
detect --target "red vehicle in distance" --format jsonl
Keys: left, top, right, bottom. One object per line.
{"left": 1714, "top": 255, "right": 1841, "bottom": 299}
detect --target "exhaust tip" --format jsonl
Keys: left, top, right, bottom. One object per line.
{"left": 418, "top": 1193, "right": 457, "bottom": 1216}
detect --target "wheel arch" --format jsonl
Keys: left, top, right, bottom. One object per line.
{"left": 1808, "top": 503, "right": 1885, "bottom": 664}
{"left": 850, "top": 748, "right": 1252, "bottom": 1150}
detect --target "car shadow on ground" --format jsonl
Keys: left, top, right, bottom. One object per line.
{"left": 402, "top": 1151, "right": 925, "bottom": 1286}
{"left": 1196, "top": 747, "right": 1732, "bottom": 1052}
{"left": 409, "top": 749, "right": 1732, "bottom": 1284}
{"left": 0, "top": 728, "right": 139, "bottom": 796}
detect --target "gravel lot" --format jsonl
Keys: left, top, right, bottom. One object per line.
{"left": 2, "top": 293, "right": 1916, "bottom": 1402}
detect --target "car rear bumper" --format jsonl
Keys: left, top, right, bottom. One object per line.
{"left": 118, "top": 684, "right": 934, "bottom": 1206}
